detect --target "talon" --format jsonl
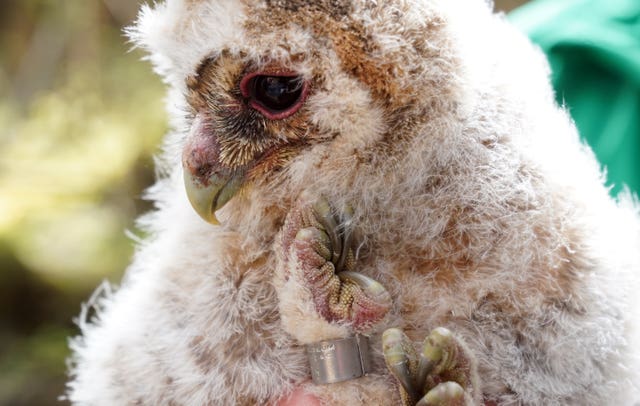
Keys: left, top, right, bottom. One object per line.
{"left": 383, "top": 328, "right": 420, "bottom": 404}
{"left": 295, "top": 228, "right": 332, "bottom": 261}
{"left": 335, "top": 204, "right": 354, "bottom": 272}
{"left": 338, "top": 271, "right": 386, "bottom": 297}
{"left": 416, "top": 382, "right": 465, "bottom": 406}
{"left": 312, "top": 198, "right": 342, "bottom": 264}
{"left": 338, "top": 271, "right": 391, "bottom": 330}
{"left": 383, "top": 328, "right": 479, "bottom": 406}
{"left": 428, "top": 328, "right": 457, "bottom": 376}
{"left": 417, "top": 327, "right": 450, "bottom": 386}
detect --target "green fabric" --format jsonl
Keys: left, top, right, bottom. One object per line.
{"left": 509, "top": 0, "right": 640, "bottom": 195}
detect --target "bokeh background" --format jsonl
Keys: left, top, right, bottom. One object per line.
{"left": 1, "top": 1, "right": 165, "bottom": 404}
{"left": 4, "top": 0, "right": 637, "bottom": 404}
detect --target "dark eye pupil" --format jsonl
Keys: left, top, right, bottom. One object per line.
{"left": 251, "top": 76, "right": 303, "bottom": 112}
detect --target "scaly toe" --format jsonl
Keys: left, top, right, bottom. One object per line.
{"left": 419, "top": 327, "right": 455, "bottom": 381}
{"left": 295, "top": 227, "right": 332, "bottom": 262}
{"left": 338, "top": 271, "right": 392, "bottom": 329}
{"left": 312, "top": 197, "right": 342, "bottom": 264}
{"left": 285, "top": 194, "right": 392, "bottom": 333}
{"left": 417, "top": 382, "right": 466, "bottom": 406}
{"left": 383, "top": 328, "right": 420, "bottom": 405}
{"left": 383, "top": 328, "right": 479, "bottom": 406}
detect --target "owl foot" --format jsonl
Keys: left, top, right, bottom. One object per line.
{"left": 383, "top": 328, "right": 480, "bottom": 406}
{"left": 277, "top": 193, "right": 391, "bottom": 334}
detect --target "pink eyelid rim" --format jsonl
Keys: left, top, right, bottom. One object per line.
{"left": 239, "top": 71, "right": 309, "bottom": 120}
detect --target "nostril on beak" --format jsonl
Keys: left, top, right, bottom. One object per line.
{"left": 182, "top": 146, "right": 246, "bottom": 225}
{"left": 182, "top": 115, "right": 245, "bottom": 225}
{"left": 196, "top": 164, "right": 211, "bottom": 178}
{"left": 183, "top": 146, "right": 216, "bottom": 182}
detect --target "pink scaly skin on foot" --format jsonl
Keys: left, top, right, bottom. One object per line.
{"left": 274, "top": 196, "right": 394, "bottom": 404}
{"left": 279, "top": 194, "right": 391, "bottom": 332}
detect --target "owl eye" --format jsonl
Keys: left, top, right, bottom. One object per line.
{"left": 240, "top": 73, "right": 308, "bottom": 120}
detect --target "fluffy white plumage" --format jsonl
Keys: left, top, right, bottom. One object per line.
{"left": 67, "top": 0, "right": 640, "bottom": 404}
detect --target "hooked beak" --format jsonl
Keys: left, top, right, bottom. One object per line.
{"left": 182, "top": 113, "right": 247, "bottom": 225}
{"left": 183, "top": 169, "right": 245, "bottom": 225}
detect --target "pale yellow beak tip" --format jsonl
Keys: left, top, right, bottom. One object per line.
{"left": 183, "top": 168, "right": 243, "bottom": 226}
{"left": 202, "top": 210, "right": 220, "bottom": 226}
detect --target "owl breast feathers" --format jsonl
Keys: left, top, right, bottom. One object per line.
{"left": 66, "top": 1, "right": 640, "bottom": 405}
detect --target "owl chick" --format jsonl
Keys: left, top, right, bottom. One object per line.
{"left": 67, "top": 0, "right": 640, "bottom": 405}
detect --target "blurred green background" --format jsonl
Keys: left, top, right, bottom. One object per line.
{"left": 11, "top": 0, "right": 624, "bottom": 404}
{"left": 511, "top": 0, "right": 640, "bottom": 196}
{"left": 0, "top": 1, "right": 165, "bottom": 404}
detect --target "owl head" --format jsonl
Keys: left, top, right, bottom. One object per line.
{"left": 129, "top": 0, "right": 545, "bottom": 228}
